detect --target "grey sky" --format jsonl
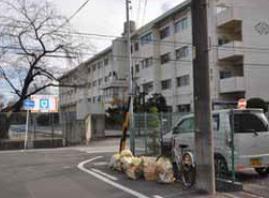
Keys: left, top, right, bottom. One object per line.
{"left": 50, "top": 0, "right": 184, "bottom": 51}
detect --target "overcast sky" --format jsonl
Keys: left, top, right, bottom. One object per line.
{"left": 50, "top": 0, "right": 185, "bottom": 51}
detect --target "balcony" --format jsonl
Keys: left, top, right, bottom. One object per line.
{"left": 220, "top": 76, "right": 245, "bottom": 94}
{"left": 218, "top": 41, "right": 243, "bottom": 61}
{"left": 217, "top": 7, "right": 241, "bottom": 28}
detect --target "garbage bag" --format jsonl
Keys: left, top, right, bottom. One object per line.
{"left": 109, "top": 153, "right": 121, "bottom": 171}
{"left": 142, "top": 157, "right": 158, "bottom": 181}
{"left": 156, "top": 157, "right": 175, "bottom": 184}
{"left": 120, "top": 149, "right": 133, "bottom": 158}
{"left": 120, "top": 156, "right": 133, "bottom": 172}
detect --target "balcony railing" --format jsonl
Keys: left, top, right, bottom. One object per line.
{"left": 218, "top": 41, "right": 243, "bottom": 61}
{"left": 220, "top": 76, "right": 245, "bottom": 93}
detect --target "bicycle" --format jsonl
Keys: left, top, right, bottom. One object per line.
{"left": 172, "top": 139, "right": 196, "bottom": 188}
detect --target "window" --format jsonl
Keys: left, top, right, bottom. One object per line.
{"left": 141, "top": 57, "right": 153, "bottom": 68}
{"left": 104, "top": 58, "right": 109, "bottom": 66}
{"left": 92, "top": 64, "right": 96, "bottom": 71}
{"left": 177, "top": 75, "right": 190, "bottom": 87}
{"left": 140, "top": 32, "right": 152, "bottom": 45}
{"left": 93, "top": 97, "right": 96, "bottom": 103}
{"left": 143, "top": 82, "right": 154, "bottom": 93}
{"left": 88, "top": 98, "right": 91, "bottom": 103}
{"left": 174, "top": 117, "right": 194, "bottom": 134}
{"left": 177, "top": 104, "right": 191, "bottom": 113}
{"left": 160, "top": 53, "right": 170, "bottom": 64}
{"left": 87, "top": 67, "right": 91, "bottom": 73}
{"left": 98, "top": 96, "right": 102, "bottom": 102}
{"left": 88, "top": 82, "right": 91, "bottom": 88}
{"left": 220, "top": 71, "right": 232, "bottom": 79}
{"left": 160, "top": 26, "right": 170, "bottom": 39}
{"left": 234, "top": 112, "right": 268, "bottom": 133}
{"left": 175, "top": 17, "right": 188, "bottom": 33}
{"left": 176, "top": 46, "right": 189, "bottom": 59}
{"left": 92, "top": 80, "right": 97, "bottom": 87}
{"left": 97, "top": 62, "right": 102, "bottom": 69}
{"left": 161, "top": 79, "right": 172, "bottom": 90}
{"left": 135, "top": 64, "right": 140, "bottom": 73}
{"left": 134, "top": 42, "right": 139, "bottom": 51}
{"left": 98, "top": 78, "right": 102, "bottom": 86}
{"left": 104, "top": 76, "right": 108, "bottom": 82}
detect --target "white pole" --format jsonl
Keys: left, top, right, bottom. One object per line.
{"left": 24, "top": 110, "right": 29, "bottom": 150}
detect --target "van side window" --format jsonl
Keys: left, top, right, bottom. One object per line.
{"left": 213, "top": 114, "right": 219, "bottom": 131}
{"left": 234, "top": 113, "right": 268, "bottom": 133}
{"left": 174, "top": 117, "right": 194, "bottom": 134}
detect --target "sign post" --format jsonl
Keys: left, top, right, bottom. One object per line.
{"left": 23, "top": 99, "right": 35, "bottom": 150}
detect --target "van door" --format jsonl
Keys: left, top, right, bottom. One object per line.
{"left": 233, "top": 111, "right": 269, "bottom": 158}
{"left": 173, "top": 117, "right": 195, "bottom": 151}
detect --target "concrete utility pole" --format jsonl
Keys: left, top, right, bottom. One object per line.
{"left": 126, "top": 0, "right": 134, "bottom": 152}
{"left": 191, "top": 0, "right": 215, "bottom": 194}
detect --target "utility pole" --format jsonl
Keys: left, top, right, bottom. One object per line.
{"left": 191, "top": 0, "right": 215, "bottom": 194}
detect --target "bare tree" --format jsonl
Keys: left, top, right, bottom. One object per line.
{"left": 0, "top": 0, "right": 88, "bottom": 112}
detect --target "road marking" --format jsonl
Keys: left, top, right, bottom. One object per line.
{"left": 153, "top": 195, "right": 164, "bottom": 198}
{"left": 77, "top": 156, "right": 150, "bottom": 198}
{"left": 91, "top": 168, "right": 118, "bottom": 181}
{"left": 222, "top": 193, "right": 241, "bottom": 198}
{"left": 93, "top": 161, "right": 108, "bottom": 166}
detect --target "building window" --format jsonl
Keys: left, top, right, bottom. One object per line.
{"left": 134, "top": 42, "right": 139, "bottom": 51}
{"left": 220, "top": 71, "right": 232, "bottom": 79}
{"left": 161, "top": 79, "right": 172, "bottom": 90}
{"left": 135, "top": 64, "right": 140, "bottom": 73}
{"left": 140, "top": 32, "right": 152, "bottom": 45}
{"left": 104, "top": 76, "right": 108, "bottom": 82}
{"left": 177, "top": 104, "right": 191, "bottom": 112}
{"left": 104, "top": 58, "right": 109, "bottom": 66}
{"left": 177, "top": 75, "right": 190, "bottom": 87}
{"left": 143, "top": 82, "right": 154, "bottom": 93}
{"left": 92, "top": 64, "right": 96, "bottom": 71}
{"left": 88, "top": 82, "right": 91, "bottom": 88}
{"left": 176, "top": 46, "right": 189, "bottom": 59}
{"left": 160, "top": 26, "right": 170, "bottom": 39}
{"left": 160, "top": 53, "right": 170, "bottom": 64}
{"left": 97, "top": 62, "right": 102, "bottom": 69}
{"left": 87, "top": 67, "right": 91, "bottom": 73}
{"left": 93, "top": 97, "right": 96, "bottom": 103}
{"left": 98, "top": 78, "right": 102, "bottom": 86}
{"left": 141, "top": 57, "right": 153, "bottom": 68}
{"left": 175, "top": 17, "right": 188, "bottom": 33}
{"left": 93, "top": 80, "right": 97, "bottom": 87}
{"left": 88, "top": 98, "right": 91, "bottom": 103}
{"left": 98, "top": 96, "right": 102, "bottom": 102}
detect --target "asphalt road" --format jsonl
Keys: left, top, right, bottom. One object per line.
{"left": 0, "top": 145, "right": 269, "bottom": 198}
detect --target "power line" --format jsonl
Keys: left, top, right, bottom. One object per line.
{"left": 56, "top": 0, "right": 91, "bottom": 30}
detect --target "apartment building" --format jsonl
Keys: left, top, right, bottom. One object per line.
{"left": 131, "top": 0, "right": 269, "bottom": 112}
{"left": 59, "top": 37, "right": 129, "bottom": 119}
{"left": 59, "top": 0, "right": 269, "bottom": 115}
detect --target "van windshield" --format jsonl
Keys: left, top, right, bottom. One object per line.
{"left": 233, "top": 111, "right": 269, "bottom": 133}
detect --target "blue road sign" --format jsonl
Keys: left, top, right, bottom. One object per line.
{"left": 23, "top": 99, "right": 35, "bottom": 110}
{"left": 40, "top": 98, "right": 49, "bottom": 110}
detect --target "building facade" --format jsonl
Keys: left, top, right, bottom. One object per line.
{"left": 59, "top": 0, "right": 269, "bottom": 115}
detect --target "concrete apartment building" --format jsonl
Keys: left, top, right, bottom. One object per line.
{"left": 59, "top": 37, "right": 129, "bottom": 119}
{"left": 59, "top": 0, "right": 269, "bottom": 115}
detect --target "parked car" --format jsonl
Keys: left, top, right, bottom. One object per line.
{"left": 165, "top": 109, "right": 269, "bottom": 176}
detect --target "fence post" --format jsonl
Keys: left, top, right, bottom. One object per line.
{"left": 144, "top": 112, "right": 148, "bottom": 154}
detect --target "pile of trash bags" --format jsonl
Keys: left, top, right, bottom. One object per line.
{"left": 109, "top": 149, "right": 175, "bottom": 184}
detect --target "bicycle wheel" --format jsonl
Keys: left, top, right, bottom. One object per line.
{"left": 181, "top": 152, "right": 195, "bottom": 187}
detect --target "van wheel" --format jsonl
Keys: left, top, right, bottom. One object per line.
{"left": 255, "top": 167, "right": 269, "bottom": 176}
{"left": 215, "top": 155, "right": 229, "bottom": 179}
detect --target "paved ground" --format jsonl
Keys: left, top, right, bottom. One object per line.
{"left": 0, "top": 138, "right": 269, "bottom": 198}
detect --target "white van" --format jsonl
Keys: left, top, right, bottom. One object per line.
{"left": 171, "top": 109, "right": 269, "bottom": 176}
